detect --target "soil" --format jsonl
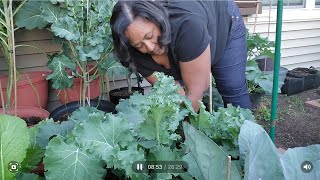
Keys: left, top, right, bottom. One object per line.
{"left": 254, "top": 86, "right": 320, "bottom": 150}
{"left": 22, "top": 116, "right": 43, "bottom": 127}
{"left": 110, "top": 88, "right": 133, "bottom": 97}
{"left": 110, "top": 87, "right": 144, "bottom": 97}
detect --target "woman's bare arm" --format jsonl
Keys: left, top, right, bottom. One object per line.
{"left": 179, "top": 44, "right": 211, "bottom": 112}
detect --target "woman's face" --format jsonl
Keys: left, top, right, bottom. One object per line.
{"left": 125, "top": 17, "right": 165, "bottom": 56}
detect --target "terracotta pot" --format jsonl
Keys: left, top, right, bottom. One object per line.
{"left": 0, "top": 106, "right": 49, "bottom": 119}
{"left": 57, "top": 77, "right": 101, "bottom": 104}
{"left": 0, "top": 71, "right": 49, "bottom": 109}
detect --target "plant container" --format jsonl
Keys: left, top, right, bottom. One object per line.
{"left": 281, "top": 75, "right": 304, "bottom": 96}
{"left": 255, "top": 56, "right": 274, "bottom": 71}
{"left": 0, "top": 106, "right": 49, "bottom": 127}
{"left": 289, "top": 67, "right": 320, "bottom": 91}
{"left": 49, "top": 99, "right": 115, "bottom": 121}
{"left": 0, "top": 71, "right": 49, "bottom": 108}
{"left": 57, "top": 77, "right": 101, "bottom": 104}
{"left": 109, "top": 87, "right": 144, "bottom": 105}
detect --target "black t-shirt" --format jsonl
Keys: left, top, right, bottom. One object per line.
{"left": 134, "top": 0, "right": 232, "bottom": 80}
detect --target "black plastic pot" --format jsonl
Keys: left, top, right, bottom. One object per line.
{"left": 49, "top": 100, "right": 115, "bottom": 121}
{"left": 290, "top": 68, "right": 319, "bottom": 91}
{"left": 282, "top": 67, "right": 320, "bottom": 95}
{"left": 109, "top": 87, "right": 144, "bottom": 105}
{"left": 255, "top": 56, "right": 274, "bottom": 71}
{"left": 281, "top": 76, "right": 304, "bottom": 96}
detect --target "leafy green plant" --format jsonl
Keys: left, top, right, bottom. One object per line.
{"left": 256, "top": 104, "right": 271, "bottom": 121}
{"left": 0, "top": 114, "right": 30, "bottom": 180}
{"left": 183, "top": 122, "right": 242, "bottom": 180}
{"left": 239, "top": 120, "right": 320, "bottom": 179}
{"left": 16, "top": 0, "right": 125, "bottom": 105}
{"left": 246, "top": 31, "right": 275, "bottom": 94}
{"left": 190, "top": 103, "right": 255, "bottom": 150}
{"left": 0, "top": 0, "right": 47, "bottom": 109}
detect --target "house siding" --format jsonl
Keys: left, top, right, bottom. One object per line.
{"left": 244, "top": 9, "right": 320, "bottom": 70}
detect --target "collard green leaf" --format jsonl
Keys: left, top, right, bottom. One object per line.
{"left": 69, "top": 106, "right": 105, "bottom": 124}
{"left": 44, "top": 136, "right": 105, "bottom": 180}
{"left": 41, "top": 1, "right": 68, "bottom": 23}
{"left": 239, "top": 121, "right": 320, "bottom": 180}
{"left": 46, "top": 55, "right": 76, "bottom": 89}
{"left": 15, "top": 172, "right": 39, "bottom": 180}
{"left": 20, "top": 144, "right": 45, "bottom": 172}
{"left": 73, "top": 113, "right": 133, "bottom": 161}
{"left": 183, "top": 122, "right": 241, "bottom": 180}
{"left": 139, "top": 106, "right": 174, "bottom": 145}
{"left": 51, "top": 16, "right": 80, "bottom": 41}
{"left": 282, "top": 145, "right": 320, "bottom": 179}
{"left": 15, "top": 1, "right": 48, "bottom": 30}
{"left": 0, "top": 115, "right": 30, "bottom": 180}
{"left": 36, "top": 119, "right": 75, "bottom": 148}
{"left": 100, "top": 57, "right": 130, "bottom": 79}
{"left": 112, "top": 145, "right": 147, "bottom": 179}
{"left": 76, "top": 44, "right": 104, "bottom": 61}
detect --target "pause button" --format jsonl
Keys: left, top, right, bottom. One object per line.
{"left": 136, "top": 163, "right": 143, "bottom": 171}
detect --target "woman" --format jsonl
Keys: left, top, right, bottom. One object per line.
{"left": 110, "top": 0, "right": 251, "bottom": 111}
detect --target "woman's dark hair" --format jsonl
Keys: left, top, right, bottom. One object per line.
{"left": 110, "top": 0, "right": 171, "bottom": 72}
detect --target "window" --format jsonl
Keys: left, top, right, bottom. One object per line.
{"left": 316, "top": 0, "right": 320, "bottom": 6}
{"left": 262, "top": 0, "right": 305, "bottom": 7}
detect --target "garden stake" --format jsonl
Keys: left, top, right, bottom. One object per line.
{"left": 227, "top": 155, "right": 231, "bottom": 180}
{"left": 270, "top": 0, "right": 284, "bottom": 143}
{"left": 0, "top": 80, "right": 5, "bottom": 113}
{"left": 209, "top": 73, "right": 213, "bottom": 113}
{"left": 9, "top": 0, "right": 17, "bottom": 116}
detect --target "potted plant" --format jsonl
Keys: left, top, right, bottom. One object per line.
{"left": 16, "top": 0, "right": 118, "bottom": 106}
{"left": 246, "top": 31, "right": 287, "bottom": 109}
{"left": 0, "top": 0, "right": 50, "bottom": 111}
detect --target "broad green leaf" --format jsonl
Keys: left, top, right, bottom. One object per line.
{"left": 183, "top": 153, "right": 204, "bottom": 180}
{"left": 100, "top": 57, "right": 130, "bottom": 79}
{"left": 46, "top": 55, "right": 76, "bottom": 89}
{"left": 73, "top": 114, "right": 133, "bottom": 161}
{"left": 139, "top": 105, "right": 173, "bottom": 145}
{"left": 51, "top": 16, "right": 80, "bottom": 41}
{"left": 36, "top": 119, "right": 75, "bottom": 148}
{"left": 242, "top": 129, "right": 284, "bottom": 180}
{"left": 69, "top": 106, "right": 105, "bottom": 124}
{"left": 76, "top": 44, "right": 104, "bottom": 61}
{"left": 183, "top": 122, "right": 241, "bottom": 180}
{"left": 239, "top": 121, "right": 320, "bottom": 180}
{"left": 44, "top": 136, "right": 105, "bottom": 180}
{"left": 0, "top": 115, "right": 30, "bottom": 180}
{"left": 41, "top": 2, "right": 68, "bottom": 23}
{"left": 20, "top": 144, "right": 45, "bottom": 172}
{"left": 116, "top": 101, "right": 145, "bottom": 132}
{"left": 15, "top": 1, "right": 48, "bottom": 30}
{"left": 113, "top": 145, "right": 147, "bottom": 179}
{"left": 151, "top": 146, "right": 179, "bottom": 161}
{"left": 15, "top": 172, "right": 39, "bottom": 180}
{"left": 282, "top": 145, "right": 320, "bottom": 179}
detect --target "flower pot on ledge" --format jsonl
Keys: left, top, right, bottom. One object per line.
{"left": 0, "top": 71, "right": 49, "bottom": 109}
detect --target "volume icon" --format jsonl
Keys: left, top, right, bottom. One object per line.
{"left": 137, "top": 163, "right": 143, "bottom": 171}
{"left": 301, "top": 161, "right": 313, "bottom": 173}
